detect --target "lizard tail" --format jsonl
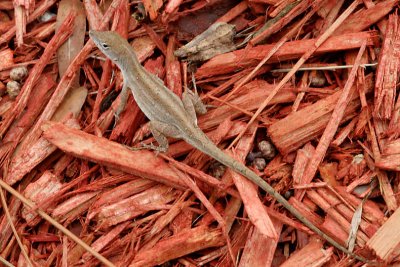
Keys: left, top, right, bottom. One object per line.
{"left": 183, "top": 129, "right": 367, "bottom": 262}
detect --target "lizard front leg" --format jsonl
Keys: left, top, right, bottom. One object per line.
{"left": 114, "top": 82, "right": 130, "bottom": 125}
{"left": 143, "top": 121, "right": 181, "bottom": 152}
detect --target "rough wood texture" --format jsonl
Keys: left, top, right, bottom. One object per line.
{"left": 269, "top": 74, "right": 373, "bottom": 155}
{"left": 367, "top": 208, "right": 400, "bottom": 262}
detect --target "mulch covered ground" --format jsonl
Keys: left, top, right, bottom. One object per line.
{"left": 1, "top": 0, "right": 400, "bottom": 266}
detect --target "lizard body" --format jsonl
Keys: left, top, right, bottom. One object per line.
{"left": 89, "top": 30, "right": 366, "bottom": 262}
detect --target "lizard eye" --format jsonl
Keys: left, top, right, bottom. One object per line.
{"left": 101, "top": 42, "right": 109, "bottom": 49}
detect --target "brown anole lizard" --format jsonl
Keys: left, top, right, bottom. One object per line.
{"left": 89, "top": 30, "right": 367, "bottom": 262}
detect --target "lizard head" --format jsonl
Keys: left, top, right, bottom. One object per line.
{"left": 89, "top": 30, "right": 127, "bottom": 64}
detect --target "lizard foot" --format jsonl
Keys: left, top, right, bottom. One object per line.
{"left": 125, "top": 142, "right": 167, "bottom": 154}
{"left": 140, "top": 142, "right": 167, "bottom": 153}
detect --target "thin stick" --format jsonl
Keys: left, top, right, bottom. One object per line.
{"left": 0, "top": 189, "right": 33, "bottom": 267}
{"left": 0, "top": 179, "right": 115, "bottom": 267}
{"left": 0, "top": 256, "right": 14, "bottom": 267}
{"left": 271, "top": 63, "right": 377, "bottom": 72}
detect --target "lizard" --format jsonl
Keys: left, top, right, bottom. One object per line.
{"left": 89, "top": 30, "right": 368, "bottom": 262}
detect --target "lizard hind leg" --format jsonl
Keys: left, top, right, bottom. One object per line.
{"left": 145, "top": 120, "right": 181, "bottom": 152}
{"left": 189, "top": 74, "right": 207, "bottom": 115}
{"left": 182, "top": 88, "right": 207, "bottom": 125}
